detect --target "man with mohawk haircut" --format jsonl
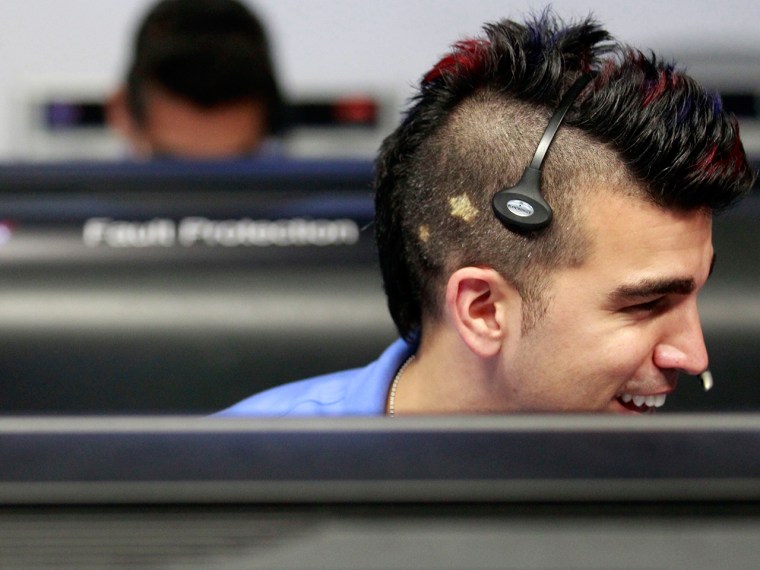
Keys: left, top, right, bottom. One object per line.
{"left": 218, "top": 10, "right": 755, "bottom": 417}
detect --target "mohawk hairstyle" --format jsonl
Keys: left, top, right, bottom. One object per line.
{"left": 584, "top": 51, "right": 752, "bottom": 209}
{"left": 374, "top": 10, "right": 755, "bottom": 341}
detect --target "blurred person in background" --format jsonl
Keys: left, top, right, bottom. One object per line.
{"left": 107, "top": 0, "right": 284, "bottom": 159}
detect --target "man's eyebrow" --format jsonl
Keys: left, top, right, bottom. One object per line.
{"left": 609, "top": 277, "right": 696, "bottom": 303}
{"left": 609, "top": 252, "right": 716, "bottom": 303}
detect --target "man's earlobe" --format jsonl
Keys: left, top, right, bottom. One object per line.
{"left": 445, "top": 267, "right": 521, "bottom": 358}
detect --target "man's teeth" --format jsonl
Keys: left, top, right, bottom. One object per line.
{"left": 619, "top": 393, "right": 667, "bottom": 408}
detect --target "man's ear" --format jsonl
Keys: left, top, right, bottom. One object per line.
{"left": 445, "top": 266, "right": 521, "bottom": 358}
{"left": 105, "top": 87, "right": 148, "bottom": 155}
{"left": 105, "top": 88, "right": 132, "bottom": 135}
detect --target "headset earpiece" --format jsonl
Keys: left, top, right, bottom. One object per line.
{"left": 492, "top": 72, "right": 596, "bottom": 233}
{"left": 491, "top": 166, "right": 552, "bottom": 231}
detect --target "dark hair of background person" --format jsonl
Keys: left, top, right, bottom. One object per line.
{"left": 126, "top": 0, "right": 284, "bottom": 136}
{"left": 374, "top": 9, "right": 756, "bottom": 341}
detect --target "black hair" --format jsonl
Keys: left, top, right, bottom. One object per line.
{"left": 125, "top": 0, "right": 284, "bottom": 134}
{"left": 374, "top": 10, "right": 756, "bottom": 341}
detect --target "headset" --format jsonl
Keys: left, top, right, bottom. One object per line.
{"left": 492, "top": 72, "right": 596, "bottom": 233}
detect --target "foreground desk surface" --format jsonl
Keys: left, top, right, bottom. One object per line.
{"left": 1, "top": 415, "right": 760, "bottom": 569}
{"left": 2, "top": 414, "right": 760, "bottom": 504}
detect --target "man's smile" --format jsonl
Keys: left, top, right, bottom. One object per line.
{"left": 616, "top": 392, "right": 669, "bottom": 413}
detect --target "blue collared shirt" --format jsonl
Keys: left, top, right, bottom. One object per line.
{"left": 215, "top": 338, "right": 416, "bottom": 416}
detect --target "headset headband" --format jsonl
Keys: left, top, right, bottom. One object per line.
{"left": 492, "top": 71, "right": 596, "bottom": 232}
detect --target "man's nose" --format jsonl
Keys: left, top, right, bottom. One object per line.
{"left": 653, "top": 300, "right": 709, "bottom": 376}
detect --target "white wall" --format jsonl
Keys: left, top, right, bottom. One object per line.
{"left": 0, "top": 0, "right": 758, "bottom": 159}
